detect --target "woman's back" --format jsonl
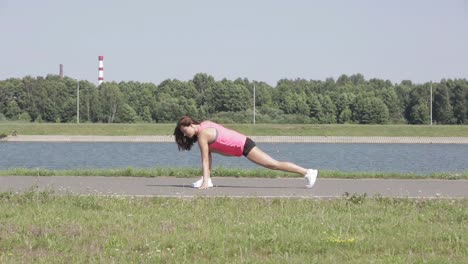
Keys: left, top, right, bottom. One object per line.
{"left": 199, "top": 121, "right": 247, "bottom": 157}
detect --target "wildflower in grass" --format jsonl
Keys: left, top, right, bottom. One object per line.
{"left": 326, "top": 235, "right": 356, "bottom": 244}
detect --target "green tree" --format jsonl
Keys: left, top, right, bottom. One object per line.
{"left": 5, "top": 100, "right": 22, "bottom": 120}
{"left": 335, "top": 93, "right": 356, "bottom": 123}
{"left": 334, "top": 93, "right": 354, "bottom": 114}
{"left": 18, "top": 112, "right": 32, "bottom": 122}
{"left": 319, "top": 95, "right": 337, "bottom": 124}
{"left": 35, "top": 115, "right": 43, "bottom": 123}
{"left": 293, "top": 92, "right": 309, "bottom": 116}
{"left": 377, "top": 87, "right": 402, "bottom": 122}
{"left": 368, "top": 78, "right": 392, "bottom": 90}
{"left": 394, "top": 81, "right": 413, "bottom": 123}
{"left": 251, "top": 81, "right": 273, "bottom": 108}
{"left": 21, "top": 76, "right": 39, "bottom": 120}
{"left": 193, "top": 73, "right": 215, "bottom": 94}
{"left": 339, "top": 107, "right": 352, "bottom": 123}
{"left": 120, "top": 81, "right": 156, "bottom": 122}
{"left": 336, "top": 74, "right": 350, "bottom": 86}
{"left": 433, "top": 83, "right": 453, "bottom": 124}
{"left": 277, "top": 89, "right": 297, "bottom": 114}
{"left": 451, "top": 82, "right": 466, "bottom": 124}
{"left": 354, "top": 96, "right": 389, "bottom": 124}
{"left": 99, "top": 82, "right": 124, "bottom": 123}
{"left": 89, "top": 89, "right": 102, "bottom": 122}
{"left": 76, "top": 80, "right": 98, "bottom": 122}
{"left": 205, "top": 80, "right": 250, "bottom": 113}
{"left": 307, "top": 94, "right": 322, "bottom": 122}
{"left": 276, "top": 86, "right": 308, "bottom": 116}
{"left": 33, "top": 78, "right": 70, "bottom": 122}
{"left": 156, "top": 79, "right": 197, "bottom": 99}
{"left": 349, "top": 73, "right": 365, "bottom": 86}
{"left": 410, "top": 102, "right": 430, "bottom": 124}
{"left": 141, "top": 106, "right": 153, "bottom": 123}
{"left": 406, "top": 85, "right": 430, "bottom": 124}
{"left": 118, "top": 103, "right": 139, "bottom": 123}
{"left": 153, "top": 94, "right": 186, "bottom": 122}
{"left": 61, "top": 97, "right": 78, "bottom": 123}
{"left": 192, "top": 73, "right": 216, "bottom": 112}
{"left": 0, "top": 79, "right": 24, "bottom": 116}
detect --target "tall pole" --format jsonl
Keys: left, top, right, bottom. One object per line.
{"left": 59, "top": 64, "right": 64, "bottom": 78}
{"left": 77, "top": 80, "right": 80, "bottom": 124}
{"left": 430, "top": 82, "right": 432, "bottom": 126}
{"left": 253, "top": 83, "right": 256, "bottom": 125}
{"left": 98, "top": 56, "right": 104, "bottom": 86}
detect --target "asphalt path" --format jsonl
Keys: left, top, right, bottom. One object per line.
{"left": 0, "top": 176, "right": 467, "bottom": 199}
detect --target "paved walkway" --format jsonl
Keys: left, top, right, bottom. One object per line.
{"left": 1, "top": 176, "right": 467, "bottom": 199}
{"left": 2, "top": 135, "right": 468, "bottom": 144}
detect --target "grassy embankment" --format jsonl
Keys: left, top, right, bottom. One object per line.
{"left": 1, "top": 167, "right": 467, "bottom": 180}
{"left": 0, "top": 190, "right": 466, "bottom": 263}
{"left": 1, "top": 122, "right": 467, "bottom": 179}
{"left": 1, "top": 122, "right": 468, "bottom": 136}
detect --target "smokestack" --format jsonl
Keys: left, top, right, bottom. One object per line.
{"left": 98, "top": 56, "right": 104, "bottom": 85}
{"left": 59, "top": 64, "right": 64, "bottom": 78}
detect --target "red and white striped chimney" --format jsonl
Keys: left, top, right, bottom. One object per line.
{"left": 98, "top": 56, "right": 104, "bottom": 85}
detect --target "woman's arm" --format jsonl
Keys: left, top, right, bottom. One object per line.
{"left": 197, "top": 131, "right": 211, "bottom": 189}
{"left": 209, "top": 151, "right": 212, "bottom": 173}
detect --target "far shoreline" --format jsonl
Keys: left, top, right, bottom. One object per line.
{"left": 2, "top": 135, "right": 468, "bottom": 144}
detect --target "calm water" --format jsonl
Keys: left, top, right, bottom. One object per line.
{"left": 0, "top": 142, "right": 467, "bottom": 174}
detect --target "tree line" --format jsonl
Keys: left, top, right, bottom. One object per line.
{"left": 0, "top": 73, "right": 467, "bottom": 124}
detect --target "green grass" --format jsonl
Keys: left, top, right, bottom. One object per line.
{"left": 0, "top": 167, "right": 467, "bottom": 180}
{"left": 1, "top": 122, "right": 467, "bottom": 137}
{"left": 0, "top": 190, "right": 466, "bottom": 263}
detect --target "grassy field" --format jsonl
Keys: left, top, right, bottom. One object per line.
{"left": 1, "top": 122, "right": 468, "bottom": 137}
{"left": 1, "top": 167, "right": 467, "bottom": 180}
{"left": 0, "top": 190, "right": 466, "bottom": 263}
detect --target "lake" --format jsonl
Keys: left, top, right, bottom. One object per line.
{"left": 0, "top": 142, "right": 467, "bottom": 174}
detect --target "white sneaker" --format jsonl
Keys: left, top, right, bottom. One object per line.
{"left": 191, "top": 177, "right": 214, "bottom": 188}
{"left": 305, "top": 169, "right": 318, "bottom": 188}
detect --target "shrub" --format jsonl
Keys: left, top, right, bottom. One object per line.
{"left": 18, "top": 112, "right": 32, "bottom": 122}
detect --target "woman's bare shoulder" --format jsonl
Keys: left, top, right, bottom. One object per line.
{"left": 199, "top": 127, "right": 217, "bottom": 143}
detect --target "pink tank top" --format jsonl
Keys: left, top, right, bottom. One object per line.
{"left": 199, "top": 121, "right": 247, "bottom": 157}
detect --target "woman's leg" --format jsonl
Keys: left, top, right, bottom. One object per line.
{"left": 246, "top": 146, "right": 307, "bottom": 175}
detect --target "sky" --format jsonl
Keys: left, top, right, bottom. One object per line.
{"left": 1, "top": 0, "right": 467, "bottom": 86}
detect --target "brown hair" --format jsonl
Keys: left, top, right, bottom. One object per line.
{"left": 174, "top": 116, "right": 201, "bottom": 151}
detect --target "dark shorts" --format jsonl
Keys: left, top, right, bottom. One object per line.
{"left": 242, "top": 137, "right": 256, "bottom": 157}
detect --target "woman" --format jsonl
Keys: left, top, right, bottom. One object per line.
{"left": 174, "top": 116, "right": 318, "bottom": 189}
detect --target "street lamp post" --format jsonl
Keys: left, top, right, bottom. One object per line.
{"left": 77, "top": 80, "right": 80, "bottom": 124}
{"left": 430, "top": 82, "right": 432, "bottom": 126}
{"left": 253, "top": 83, "right": 256, "bottom": 125}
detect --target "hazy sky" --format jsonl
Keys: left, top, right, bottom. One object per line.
{"left": 1, "top": 0, "right": 467, "bottom": 86}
